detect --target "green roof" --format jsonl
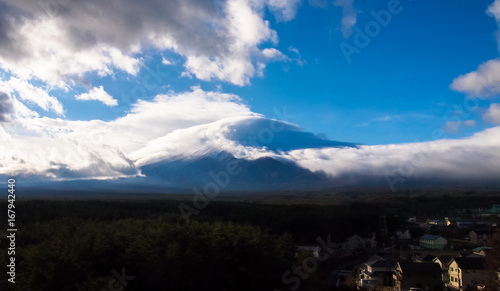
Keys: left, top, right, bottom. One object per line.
{"left": 472, "top": 246, "right": 492, "bottom": 252}
{"left": 420, "top": 234, "right": 445, "bottom": 241}
{"left": 484, "top": 204, "right": 500, "bottom": 214}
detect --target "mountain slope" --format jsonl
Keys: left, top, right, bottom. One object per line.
{"left": 139, "top": 151, "right": 335, "bottom": 190}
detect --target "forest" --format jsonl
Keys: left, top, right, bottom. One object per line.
{"left": 0, "top": 190, "right": 498, "bottom": 290}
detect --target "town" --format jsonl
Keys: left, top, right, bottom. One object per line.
{"left": 294, "top": 204, "right": 500, "bottom": 290}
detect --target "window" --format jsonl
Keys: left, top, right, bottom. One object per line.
{"left": 451, "top": 267, "right": 454, "bottom": 271}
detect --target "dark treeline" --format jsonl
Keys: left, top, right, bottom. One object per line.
{"left": 6, "top": 199, "right": 401, "bottom": 243}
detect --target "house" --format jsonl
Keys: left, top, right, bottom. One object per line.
{"left": 433, "top": 256, "right": 453, "bottom": 284}
{"left": 393, "top": 262, "right": 442, "bottom": 291}
{"left": 419, "top": 234, "right": 447, "bottom": 250}
{"left": 396, "top": 229, "right": 411, "bottom": 240}
{"left": 483, "top": 204, "right": 500, "bottom": 215}
{"left": 428, "top": 219, "right": 448, "bottom": 227}
{"left": 434, "top": 256, "right": 453, "bottom": 269}
{"left": 342, "top": 235, "right": 377, "bottom": 251}
{"left": 472, "top": 246, "right": 492, "bottom": 257}
{"left": 408, "top": 216, "right": 428, "bottom": 228}
{"left": 358, "top": 259, "right": 397, "bottom": 290}
{"left": 447, "top": 257, "right": 490, "bottom": 290}
{"left": 470, "top": 230, "right": 496, "bottom": 245}
{"left": 457, "top": 221, "right": 488, "bottom": 228}
{"left": 414, "top": 253, "right": 436, "bottom": 263}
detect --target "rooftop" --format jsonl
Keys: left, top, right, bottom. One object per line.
{"left": 370, "top": 260, "right": 397, "bottom": 269}
{"left": 472, "top": 246, "right": 492, "bottom": 253}
{"left": 398, "top": 262, "right": 442, "bottom": 275}
{"left": 416, "top": 253, "right": 437, "bottom": 262}
{"left": 434, "top": 256, "right": 453, "bottom": 264}
{"left": 454, "top": 257, "right": 486, "bottom": 270}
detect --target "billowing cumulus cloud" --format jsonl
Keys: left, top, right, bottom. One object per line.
{"left": 451, "top": 0, "right": 500, "bottom": 98}
{"left": 484, "top": 103, "right": 500, "bottom": 124}
{"left": 76, "top": 86, "right": 118, "bottom": 107}
{"left": 0, "top": 12, "right": 141, "bottom": 89}
{"left": 0, "top": 91, "right": 12, "bottom": 122}
{"left": 450, "top": 59, "right": 500, "bottom": 97}
{"left": 0, "top": 77, "right": 64, "bottom": 115}
{"left": 0, "top": 0, "right": 297, "bottom": 88}
{"left": 0, "top": 0, "right": 304, "bottom": 134}
{"left": 265, "top": 0, "right": 302, "bottom": 22}
{"left": 489, "top": 0, "right": 500, "bottom": 18}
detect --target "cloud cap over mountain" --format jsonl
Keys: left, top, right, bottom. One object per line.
{"left": 1, "top": 87, "right": 499, "bottom": 189}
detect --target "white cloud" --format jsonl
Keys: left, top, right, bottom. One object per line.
{"left": 0, "top": 0, "right": 304, "bottom": 127}
{"left": 487, "top": 0, "right": 500, "bottom": 21}
{"left": 0, "top": 16, "right": 141, "bottom": 89}
{"left": 308, "top": 0, "right": 328, "bottom": 9}
{"left": 334, "top": 0, "right": 358, "bottom": 38}
{"left": 0, "top": 92, "right": 13, "bottom": 122}
{"left": 262, "top": 48, "right": 288, "bottom": 60}
{"left": 129, "top": 116, "right": 258, "bottom": 166}
{"left": 444, "top": 120, "right": 476, "bottom": 133}
{"left": 0, "top": 0, "right": 295, "bottom": 88}
{"left": 288, "top": 46, "right": 306, "bottom": 66}
{"left": 484, "top": 103, "right": 500, "bottom": 124}
{"left": 162, "top": 58, "right": 173, "bottom": 65}
{"left": 0, "top": 127, "right": 138, "bottom": 180}
{"left": 450, "top": 59, "right": 500, "bottom": 97}
{"left": 374, "top": 115, "right": 392, "bottom": 122}
{"left": 182, "top": 0, "right": 281, "bottom": 85}
{"left": 285, "top": 126, "right": 500, "bottom": 181}
{"left": 264, "top": 0, "right": 302, "bottom": 22}
{"left": 0, "top": 77, "right": 64, "bottom": 115}
{"left": 0, "top": 88, "right": 257, "bottom": 179}
{"left": 126, "top": 113, "right": 500, "bottom": 184}
{"left": 129, "top": 117, "right": 500, "bottom": 183}
{"left": 450, "top": 1, "right": 500, "bottom": 98}
{"left": 76, "top": 86, "right": 118, "bottom": 106}
{"left": 464, "top": 120, "right": 476, "bottom": 126}
{"left": 109, "top": 88, "right": 256, "bottom": 152}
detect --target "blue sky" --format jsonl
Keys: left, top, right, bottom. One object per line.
{"left": 51, "top": 0, "right": 499, "bottom": 145}
{"left": 1, "top": 0, "right": 500, "bottom": 182}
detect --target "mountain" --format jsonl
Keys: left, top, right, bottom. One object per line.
{"left": 139, "top": 151, "right": 335, "bottom": 190}
{"left": 5, "top": 116, "right": 500, "bottom": 193}
{"left": 222, "top": 117, "right": 357, "bottom": 151}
